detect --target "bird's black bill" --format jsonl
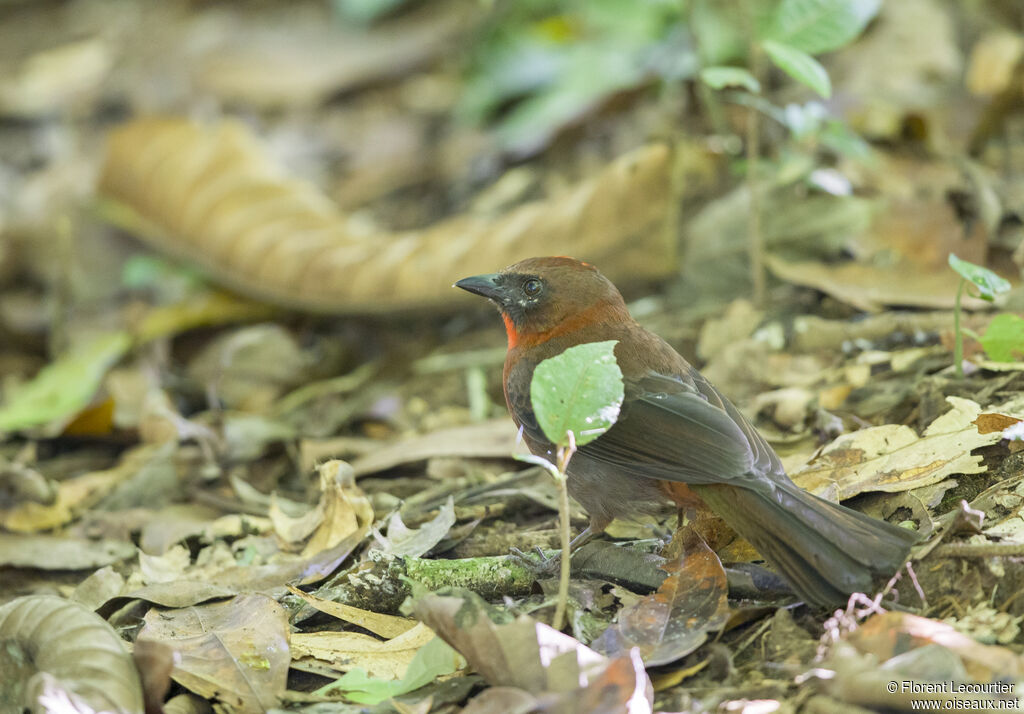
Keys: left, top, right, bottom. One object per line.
{"left": 454, "top": 273, "right": 504, "bottom": 301}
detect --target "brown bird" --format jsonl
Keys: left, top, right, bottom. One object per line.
{"left": 456, "top": 256, "right": 917, "bottom": 607}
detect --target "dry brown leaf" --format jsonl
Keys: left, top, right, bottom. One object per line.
{"left": 0, "top": 532, "right": 134, "bottom": 569}
{"left": 98, "top": 118, "right": 676, "bottom": 314}
{"left": 966, "top": 31, "right": 1024, "bottom": 96}
{"left": 413, "top": 590, "right": 653, "bottom": 710}
{"left": 269, "top": 460, "right": 373, "bottom": 557}
{"left": 375, "top": 496, "right": 456, "bottom": 558}
{"left": 195, "top": 1, "right": 474, "bottom": 108}
{"left": 95, "top": 522, "right": 366, "bottom": 620}
{"left": 0, "top": 595, "right": 144, "bottom": 714}
{"left": 592, "top": 532, "right": 729, "bottom": 667}
{"left": 830, "top": 0, "right": 962, "bottom": 137}
{"left": 351, "top": 419, "right": 519, "bottom": 476}
{"left": 286, "top": 585, "right": 416, "bottom": 639}
{"left": 459, "top": 686, "right": 539, "bottom": 714}
{"left": 766, "top": 255, "right": 994, "bottom": 313}
{"left": 857, "top": 198, "right": 987, "bottom": 272}
{"left": 792, "top": 397, "right": 1015, "bottom": 501}
{"left": 137, "top": 593, "right": 290, "bottom": 714}
{"left": 134, "top": 639, "right": 175, "bottom": 714}
{"left": 847, "top": 611, "right": 1024, "bottom": 681}
{"left": 0, "top": 445, "right": 177, "bottom": 533}
{"left": 290, "top": 621, "right": 436, "bottom": 679}
{"left": 0, "top": 36, "right": 112, "bottom": 118}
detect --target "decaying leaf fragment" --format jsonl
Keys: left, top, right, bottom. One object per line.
{"left": 791, "top": 397, "right": 1020, "bottom": 501}
{"left": 414, "top": 589, "right": 654, "bottom": 711}
{"left": 269, "top": 460, "right": 373, "bottom": 556}
{"left": 592, "top": 533, "right": 730, "bottom": 667}
{"left": 375, "top": 495, "right": 457, "bottom": 557}
{"left": 291, "top": 621, "right": 437, "bottom": 680}
{"left": 287, "top": 585, "right": 417, "bottom": 639}
{"left": 136, "top": 593, "right": 290, "bottom": 714}
{"left": 98, "top": 118, "right": 676, "bottom": 314}
{"left": 848, "top": 611, "right": 1024, "bottom": 681}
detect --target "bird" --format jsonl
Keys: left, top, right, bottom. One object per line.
{"left": 455, "top": 256, "right": 918, "bottom": 607}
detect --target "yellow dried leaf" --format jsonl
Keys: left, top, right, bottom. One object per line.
{"left": 291, "top": 622, "right": 437, "bottom": 680}
{"left": 269, "top": 460, "right": 373, "bottom": 556}
{"left": 792, "top": 397, "right": 1016, "bottom": 501}
{"left": 0, "top": 445, "right": 168, "bottom": 532}
{"left": 286, "top": 585, "right": 416, "bottom": 639}
{"left": 966, "top": 31, "right": 1024, "bottom": 96}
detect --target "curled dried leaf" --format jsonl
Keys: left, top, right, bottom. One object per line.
{"left": 0, "top": 595, "right": 144, "bottom": 714}
{"left": 99, "top": 118, "right": 676, "bottom": 314}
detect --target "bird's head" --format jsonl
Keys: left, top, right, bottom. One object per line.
{"left": 454, "top": 256, "right": 629, "bottom": 349}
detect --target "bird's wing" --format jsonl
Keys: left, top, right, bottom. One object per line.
{"left": 685, "top": 368, "right": 786, "bottom": 477}
{"left": 578, "top": 369, "right": 784, "bottom": 487}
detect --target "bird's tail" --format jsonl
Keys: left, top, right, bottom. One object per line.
{"left": 695, "top": 480, "right": 918, "bottom": 607}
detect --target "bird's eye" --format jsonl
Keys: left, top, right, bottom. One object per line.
{"left": 523, "top": 278, "right": 542, "bottom": 297}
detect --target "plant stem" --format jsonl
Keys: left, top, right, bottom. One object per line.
{"left": 954, "top": 277, "right": 965, "bottom": 377}
{"left": 552, "top": 469, "right": 571, "bottom": 631}
{"left": 551, "top": 434, "right": 577, "bottom": 631}
{"left": 746, "top": 42, "right": 765, "bottom": 305}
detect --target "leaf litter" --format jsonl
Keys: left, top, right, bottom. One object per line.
{"left": 2, "top": 0, "right": 1024, "bottom": 712}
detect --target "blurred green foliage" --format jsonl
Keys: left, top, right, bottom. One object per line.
{"left": 461, "top": 0, "right": 693, "bottom": 155}
{"left": 462, "top": 0, "right": 880, "bottom": 154}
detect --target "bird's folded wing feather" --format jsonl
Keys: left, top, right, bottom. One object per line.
{"left": 579, "top": 369, "right": 784, "bottom": 487}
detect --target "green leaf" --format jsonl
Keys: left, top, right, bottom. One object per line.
{"left": 0, "top": 332, "right": 132, "bottom": 434}
{"left": 700, "top": 66, "right": 761, "bottom": 92}
{"left": 321, "top": 636, "right": 460, "bottom": 704}
{"left": 767, "top": 0, "right": 880, "bottom": 54}
{"left": 949, "top": 254, "right": 1011, "bottom": 302}
{"left": 762, "top": 40, "right": 831, "bottom": 98}
{"left": 530, "top": 340, "right": 624, "bottom": 448}
{"left": 980, "top": 314, "right": 1024, "bottom": 363}
{"left": 691, "top": 0, "right": 749, "bottom": 65}
{"left": 331, "top": 0, "right": 409, "bottom": 24}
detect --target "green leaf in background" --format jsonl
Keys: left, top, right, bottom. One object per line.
{"left": 700, "top": 66, "right": 760, "bottom": 92}
{"left": 320, "top": 636, "right": 460, "bottom": 704}
{"left": 121, "top": 254, "right": 206, "bottom": 303}
{"left": 948, "top": 254, "right": 1011, "bottom": 302}
{"left": 690, "top": 0, "right": 749, "bottom": 65}
{"left": 460, "top": 0, "right": 693, "bottom": 155}
{"left": 530, "top": 340, "right": 624, "bottom": 447}
{"left": 767, "top": 0, "right": 880, "bottom": 54}
{"left": 762, "top": 40, "right": 831, "bottom": 98}
{"left": 331, "top": 0, "right": 409, "bottom": 24}
{"left": 0, "top": 332, "right": 132, "bottom": 434}
{"left": 980, "top": 314, "right": 1024, "bottom": 363}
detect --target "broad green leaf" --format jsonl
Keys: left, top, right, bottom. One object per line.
{"left": 767, "top": 0, "right": 880, "bottom": 54}
{"left": 762, "top": 40, "right": 831, "bottom": 98}
{"left": 0, "top": 332, "right": 132, "bottom": 434}
{"left": 321, "top": 635, "right": 460, "bottom": 704}
{"left": 949, "top": 254, "right": 1011, "bottom": 302}
{"left": 700, "top": 66, "right": 760, "bottom": 92}
{"left": 980, "top": 314, "right": 1024, "bottom": 363}
{"left": 530, "top": 340, "right": 624, "bottom": 448}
